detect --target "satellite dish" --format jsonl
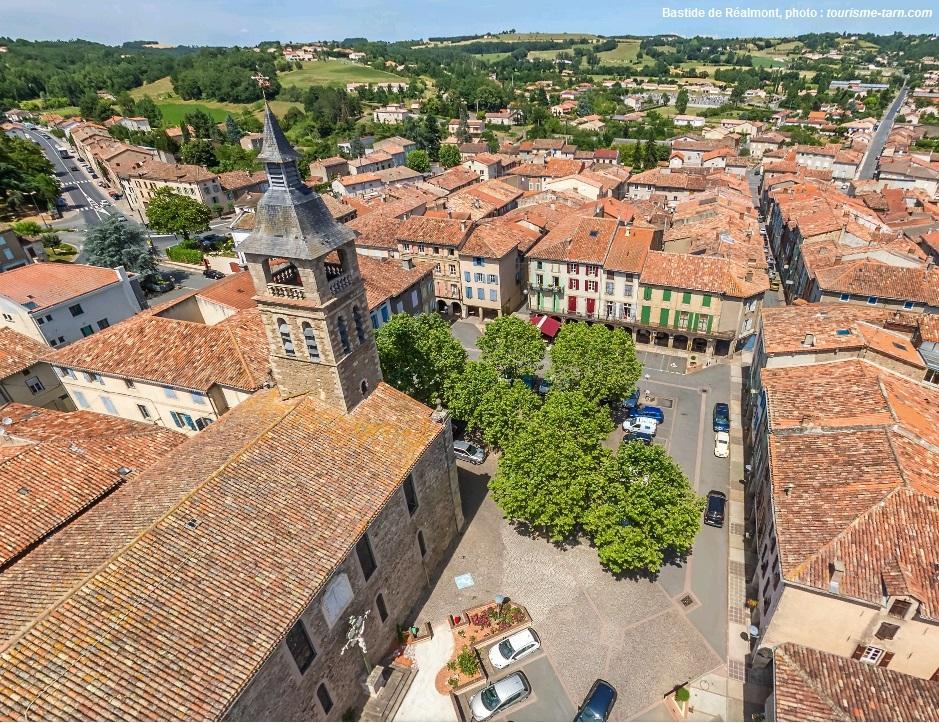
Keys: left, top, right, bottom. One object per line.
{"left": 1, "top": 417, "right": 12, "bottom": 426}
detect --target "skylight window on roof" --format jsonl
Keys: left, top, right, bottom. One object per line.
{"left": 835, "top": 329, "right": 851, "bottom": 336}
{"left": 893, "top": 342, "right": 907, "bottom": 351}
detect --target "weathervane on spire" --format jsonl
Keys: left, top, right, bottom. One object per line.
{"left": 252, "top": 68, "right": 271, "bottom": 100}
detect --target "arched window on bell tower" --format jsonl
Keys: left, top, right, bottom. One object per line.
{"left": 353, "top": 306, "right": 366, "bottom": 343}
{"left": 277, "top": 318, "right": 296, "bottom": 356}
{"left": 337, "top": 316, "right": 351, "bottom": 354}
{"left": 303, "top": 323, "right": 320, "bottom": 361}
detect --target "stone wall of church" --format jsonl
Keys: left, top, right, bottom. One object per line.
{"left": 224, "top": 426, "right": 463, "bottom": 722}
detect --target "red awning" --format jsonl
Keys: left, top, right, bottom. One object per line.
{"left": 530, "top": 314, "right": 561, "bottom": 338}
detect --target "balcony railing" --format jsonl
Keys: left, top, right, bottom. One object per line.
{"left": 529, "top": 307, "right": 736, "bottom": 339}
{"left": 267, "top": 283, "right": 305, "bottom": 300}
{"left": 529, "top": 283, "right": 562, "bottom": 293}
{"left": 329, "top": 273, "right": 353, "bottom": 296}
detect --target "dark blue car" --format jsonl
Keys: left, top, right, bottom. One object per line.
{"left": 575, "top": 679, "right": 617, "bottom": 721}
{"left": 629, "top": 405, "right": 664, "bottom": 424}
{"left": 713, "top": 402, "right": 730, "bottom": 432}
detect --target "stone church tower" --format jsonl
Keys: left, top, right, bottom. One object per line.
{"left": 238, "top": 105, "right": 383, "bottom": 411}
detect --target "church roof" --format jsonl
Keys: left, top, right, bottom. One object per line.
{"left": 235, "top": 105, "right": 355, "bottom": 260}
{"left": 256, "top": 102, "right": 299, "bottom": 164}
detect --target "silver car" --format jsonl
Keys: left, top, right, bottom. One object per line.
{"left": 453, "top": 440, "right": 486, "bottom": 465}
{"left": 469, "top": 672, "right": 531, "bottom": 721}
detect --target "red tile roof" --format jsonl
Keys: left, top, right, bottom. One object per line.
{"left": 0, "top": 263, "right": 125, "bottom": 312}
{"left": 357, "top": 255, "right": 434, "bottom": 309}
{"left": 461, "top": 220, "right": 540, "bottom": 258}
{"left": 398, "top": 215, "right": 472, "bottom": 247}
{"left": 641, "top": 251, "right": 769, "bottom": 297}
{"left": 773, "top": 643, "right": 939, "bottom": 721}
{"left": 0, "top": 328, "right": 46, "bottom": 379}
{"left": 0, "top": 383, "right": 444, "bottom": 719}
{"left": 527, "top": 215, "right": 618, "bottom": 264}
{"left": 43, "top": 307, "right": 269, "bottom": 393}
{"left": 0, "top": 403, "right": 185, "bottom": 568}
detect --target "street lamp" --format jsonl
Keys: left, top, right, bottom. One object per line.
{"left": 25, "top": 191, "right": 51, "bottom": 229}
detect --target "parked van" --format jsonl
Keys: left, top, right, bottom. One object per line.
{"left": 623, "top": 418, "right": 657, "bottom": 436}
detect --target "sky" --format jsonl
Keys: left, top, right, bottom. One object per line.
{"left": 3, "top": 0, "right": 938, "bottom": 46}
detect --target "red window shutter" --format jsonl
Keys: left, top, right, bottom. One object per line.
{"left": 851, "top": 645, "right": 865, "bottom": 660}
{"left": 878, "top": 651, "right": 894, "bottom": 668}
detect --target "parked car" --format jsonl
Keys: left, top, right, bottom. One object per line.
{"left": 628, "top": 405, "right": 664, "bottom": 424}
{"left": 712, "top": 402, "right": 730, "bottom": 432}
{"left": 488, "top": 628, "right": 541, "bottom": 669}
{"left": 714, "top": 431, "right": 730, "bottom": 458}
{"left": 203, "top": 268, "right": 225, "bottom": 279}
{"left": 115, "top": 216, "right": 127, "bottom": 223}
{"left": 705, "top": 490, "right": 727, "bottom": 527}
{"left": 453, "top": 440, "right": 486, "bottom": 465}
{"left": 623, "top": 430, "right": 654, "bottom": 446}
{"left": 769, "top": 277, "right": 780, "bottom": 291}
{"left": 469, "top": 672, "right": 531, "bottom": 721}
{"left": 575, "top": 679, "right": 617, "bottom": 722}
{"left": 97, "top": 180, "right": 108, "bottom": 188}
{"left": 99, "top": 199, "right": 110, "bottom": 206}
{"left": 141, "top": 272, "right": 174, "bottom": 294}
{"left": 89, "top": 171, "right": 98, "bottom": 178}
{"left": 623, "top": 418, "right": 657, "bottom": 436}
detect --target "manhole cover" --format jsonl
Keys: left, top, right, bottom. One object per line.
{"left": 658, "top": 398, "right": 674, "bottom": 408}
{"left": 680, "top": 594, "right": 696, "bottom": 608}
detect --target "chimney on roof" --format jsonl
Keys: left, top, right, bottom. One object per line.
{"left": 114, "top": 266, "right": 128, "bottom": 282}
{"left": 801, "top": 333, "right": 815, "bottom": 348}
{"left": 460, "top": 220, "right": 467, "bottom": 231}
{"left": 783, "top": 483, "right": 794, "bottom": 496}
{"left": 399, "top": 253, "right": 414, "bottom": 270}
{"left": 829, "top": 559, "right": 845, "bottom": 594}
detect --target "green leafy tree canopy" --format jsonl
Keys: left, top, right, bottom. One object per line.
{"left": 83, "top": 216, "right": 157, "bottom": 275}
{"left": 582, "top": 442, "right": 704, "bottom": 573}
{"left": 549, "top": 322, "right": 642, "bottom": 404}
{"left": 439, "top": 144, "right": 462, "bottom": 168}
{"left": 145, "top": 187, "right": 212, "bottom": 239}
{"left": 477, "top": 315, "right": 545, "bottom": 380}
{"left": 405, "top": 149, "right": 431, "bottom": 173}
{"left": 375, "top": 313, "right": 467, "bottom": 405}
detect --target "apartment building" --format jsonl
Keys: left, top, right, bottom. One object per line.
{"left": 625, "top": 168, "right": 708, "bottom": 204}
{"left": 0, "top": 263, "right": 144, "bottom": 347}
{"left": 357, "top": 254, "right": 436, "bottom": 328}
{"left": 459, "top": 219, "right": 541, "bottom": 318}
{"left": 122, "top": 160, "right": 224, "bottom": 215}
{"left": 396, "top": 216, "right": 472, "bottom": 315}
{"left": 0, "top": 328, "right": 71, "bottom": 410}
{"left": 0, "top": 224, "right": 44, "bottom": 271}
{"left": 44, "top": 274, "right": 268, "bottom": 434}
{"left": 747, "top": 357, "right": 939, "bottom": 681}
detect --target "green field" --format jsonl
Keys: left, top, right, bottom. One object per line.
{"left": 597, "top": 40, "right": 641, "bottom": 64}
{"left": 750, "top": 55, "right": 787, "bottom": 68}
{"left": 474, "top": 51, "right": 512, "bottom": 62}
{"left": 279, "top": 59, "right": 404, "bottom": 88}
{"left": 129, "top": 76, "right": 302, "bottom": 124}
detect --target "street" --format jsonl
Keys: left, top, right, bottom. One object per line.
{"left": 858, "top": 85, "right": 907, "bottom": 179}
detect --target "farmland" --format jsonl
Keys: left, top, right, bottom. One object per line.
{"left": 278, "top": 59, "right": 405, "bottom": 88}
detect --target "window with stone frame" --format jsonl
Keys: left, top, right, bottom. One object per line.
{"left": 316, "top": 684, "right": 333, "bottom": 714}
{"left": 337, "top": 316, "right": 351, "bottom": 354}
{"left": 277, "top": 318, "right": 295, "bottom": 356}
{"left": 356, "top": 533, "right": 377, "bottom": 580}
{"left": 888, "top": 599, "right": 912, "bottom": 618}
{"left": 302, "top": 323, "right": 320, "bottom": 360}
{"left": 353, "top": 306, "right": 366, "bottom": 343}
{"left": 285, "top": 620, "right": 317, "bottom": 673}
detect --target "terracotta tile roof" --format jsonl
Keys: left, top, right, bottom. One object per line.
{"left": 443, "top": 179, "right": 523, "bottom": 219}
{"left": 125, "top": 160, "right": 217, "bottom": 184}
{"left": 216, "top": 170, "right": 266, "bottom": 191}
{"left": 43, "top": 307, "right": 269, "bottom": 393}
{"left": 764, "top": 359, "right": 939, "bottom": 616}
{"left": 814, "top": 262, "right": 939, "bottom": 305}
{"left": 772, "top": 643, "right": 939, "bottom": 721}
{"left": 527, "top": 215, "right": 618, "bottom": 264}
{"left": 337, "top": 167, "right": 422, "bottom": 187}
{"left": 640, "top": 251, "right": 769, "bottom": 297}
{"left": 0, "top": 329, "right": 46, "bottom": 379}
{"left": 347, "top": 212, "right": 406, "bottom": 250}
{"left": 0, "top": 263, "right": 125, "bottom": 312}
{"left": 427, "top": 166, "right": 478, "bottom": 192}
{"left": 461, "top": 220, "right": 540, "bottom": 258}
{"left": 919, "top": 313, "right": 939, "bottom": 343}
{"left": 0, "top": 384, "right": 444, "bottom": 719}
{"left": 604, "top": 228, "right": 652, "bottom": 273}
{"left": 627, "top": 168, "right": 708, "bottom": 191}
{"left": 761, "top": 304, "right": 909, "bottom": 355}
{"left": 357, "top": 255, "right": 434, "bottom": 309}
{"left": 194, "top": 270, "right": 258, "bottom": 311}
{"left": 510, "top": 159, "right": 585, "bottom": 178}
{"left": 398, "top": 215, "right": 472, "bottom": 247}
{"left": 0, "top": 403, "right": 185, "bottom": 568}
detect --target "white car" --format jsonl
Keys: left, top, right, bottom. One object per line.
{"left": 469, "top": 672, "right": 531, "bottom": 721}
{"left": 488, "top": 628, "right": 541, "bottom": 669}
{"left": 714, "top": 431, "right": 730, "bottom": 458}
{"left": 623, "top": 417, "right": 657, "bottom": 436}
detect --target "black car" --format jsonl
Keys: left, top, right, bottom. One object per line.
{"left": 712, "top": 402, "right": 730, "bottom": 433}
{"left": 575, "top": 679, "right": 617, "bottom": 722}
{"left": 141, "top": 272, "right": 174, "bottom": 294}
{"left": 705, "top": 490, "right": 727, "bottom": 527}
{"left": 203, "top": 268, "right": 225, "bottom": 279}
{"left": 623, "top": 430, "right": 654, "bottom": 446}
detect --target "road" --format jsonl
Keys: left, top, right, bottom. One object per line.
{"left": 858, "top": 85, "right": 907, "bottom": 180}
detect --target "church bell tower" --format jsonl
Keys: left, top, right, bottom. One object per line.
{"left": 238, "top": 104, "right": 382, "bottom": 412}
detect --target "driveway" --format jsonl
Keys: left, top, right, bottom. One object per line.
{"left": 409, "top": 363, "right": 730, "bottom": 720}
